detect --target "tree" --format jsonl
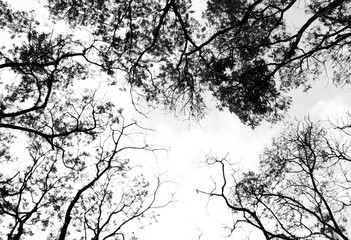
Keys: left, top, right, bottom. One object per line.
{"left": 43, "top": 0, "right": 351, "bottom": 127}
{"left": 0, "top": 113, "right": 171, "bottom": 240}
{"left": 2, "top": 0, "right": 351, "bottom": 238}
{"left": 202, "top": 0, "right": 351, "bottom": 126}
{"left": 2, "top": 0, "right": 351, "bottom": 129}
{"left": 0, "top": 2, "right": 174, "bottom": 239}
{"left": 201, "top": 117, "right": 351, "bottom": 239}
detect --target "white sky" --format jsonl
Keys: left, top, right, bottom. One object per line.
{"left": 3, "top": 0, "right": 351, "bottom": 239}
{"left": 137, "top": 82, "right": 351, "bottom": 240}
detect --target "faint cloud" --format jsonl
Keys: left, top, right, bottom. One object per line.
{"left": 309, "top": 98, "right": 349, "bottom": 120}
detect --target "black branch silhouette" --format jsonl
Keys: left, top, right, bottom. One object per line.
{"left": 1, "top": 115, "right": 172, "bottom": 240}
{"left": 199, "top": 117, "right": 351, "bottom": 239}
{"left": 2, "top": 0, "right": 351, "bottom": 128}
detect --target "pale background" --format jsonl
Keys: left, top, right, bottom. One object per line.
{"left": 3, "top": 0, "right": 351, "bottom": 239}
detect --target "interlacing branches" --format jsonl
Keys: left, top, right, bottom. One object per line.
{"left": 1, "top": 114, "right": 172, "bottom": 240}
{"left": 199, "top": 117, "right": 351, "bottom": 239}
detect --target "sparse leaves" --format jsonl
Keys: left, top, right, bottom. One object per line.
{"left": 203, "top": 117, "right": 351, "bottom": 239}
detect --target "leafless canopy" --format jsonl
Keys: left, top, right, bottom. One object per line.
{"left": 201, "top": 117, "right": 351, "bottom": 239}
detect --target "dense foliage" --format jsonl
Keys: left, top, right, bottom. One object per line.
{"left": 2, "top": 0, "right": 351, "bottom": 128}
{"left": 46, "top": 0, "right": 351, "bottom": 126}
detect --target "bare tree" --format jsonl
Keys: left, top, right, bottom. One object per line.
{"left": 200, "top": 117, "right": 351, "bottom": 239}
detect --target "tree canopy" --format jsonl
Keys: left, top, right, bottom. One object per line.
{"left": 1, "top": 0, "right": 351, "bottom": 239}
{"left": 0, "top": 110, "right": 171, "bottom": 239}
{"left": 202, "top": 117, "right": 351, "bottom": 239}
{"left": 2, "top": 0, "right": 351, "bottom": 129}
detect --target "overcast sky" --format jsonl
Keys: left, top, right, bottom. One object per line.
{"left": 134, "top": 79, "right": 351, "bottom": 240}
{"left": 4, "top": 0, "right": 351, "bottom": 239}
